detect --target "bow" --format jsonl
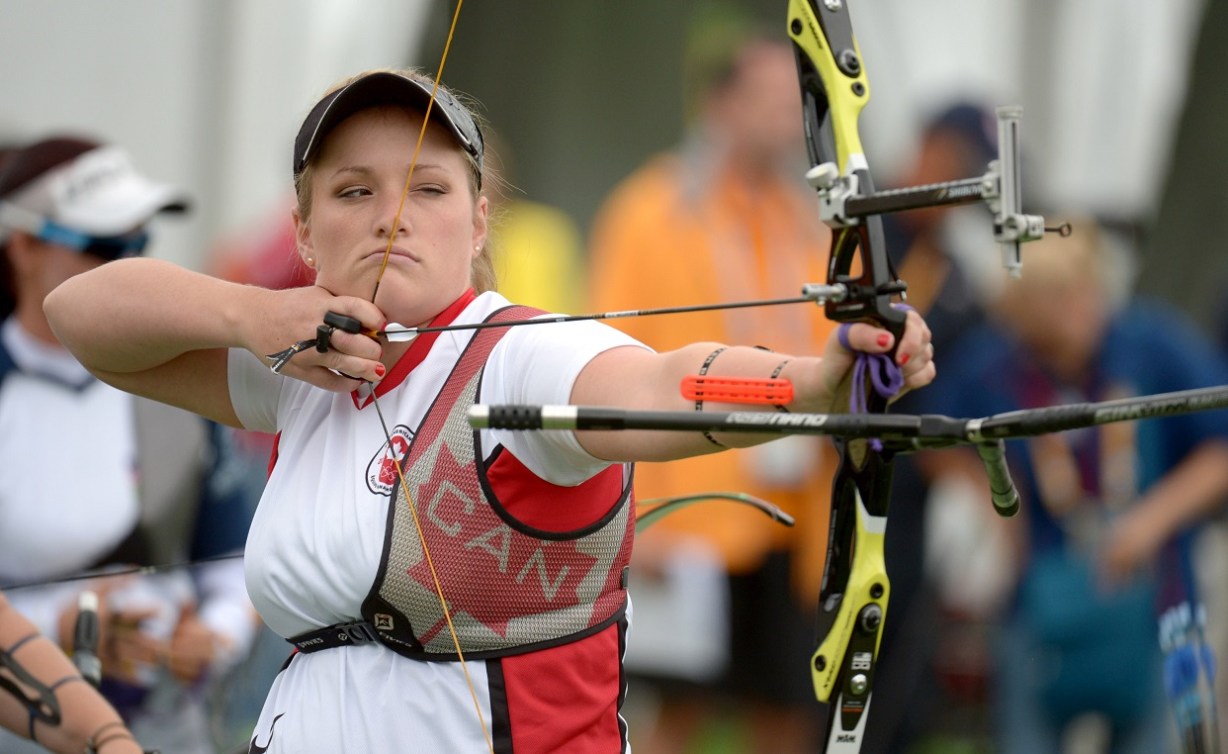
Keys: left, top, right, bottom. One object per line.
{"left": 784, "top": 2, "right": 1044, "bottom": 750}
{"left": 787, "top": 7, "right": 905, "bottom": 748}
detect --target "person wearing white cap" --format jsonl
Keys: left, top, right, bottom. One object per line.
{"left": 0, "top": 137, "right": 186, "bottom": 343}
{"left": 0, "top": 136, "right": 259, "bottom": 754}
{"left": 44, "top": 70, "right": 936, "bottom": 752}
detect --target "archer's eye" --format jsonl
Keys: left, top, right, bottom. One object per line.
{"left": 337, "top": 186, "right": 372, "bottom": 199}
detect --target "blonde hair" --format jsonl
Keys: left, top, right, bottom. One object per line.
{"left": 293, "top": 68, "right": 498, "bottom": 293}
{"left": 994, "top": 217, "right": 1124, "bottom": 321}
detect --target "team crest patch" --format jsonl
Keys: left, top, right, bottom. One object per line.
{"left": 366, "top": 424, "right": 414, "bottom": 496}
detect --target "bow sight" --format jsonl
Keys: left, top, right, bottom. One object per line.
{"left": 804, "top": 106, "right": 1053, "bottom": 279}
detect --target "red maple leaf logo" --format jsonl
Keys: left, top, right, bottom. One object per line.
{"left": 367, "top": 428, "right": 413, "bottom": 496}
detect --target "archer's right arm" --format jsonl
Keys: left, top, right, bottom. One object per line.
{"left": 44, "top": 258, "right": 386, "bottom": 425}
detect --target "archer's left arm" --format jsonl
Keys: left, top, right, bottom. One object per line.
{"left": 571, "top": 310, "right": 933, "bottom": 462}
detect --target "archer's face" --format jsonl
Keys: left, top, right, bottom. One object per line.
{"left": 296, "top": 106, "right": 487, "bottom": 327}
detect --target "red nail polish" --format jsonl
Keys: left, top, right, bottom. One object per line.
{"left": 899, "top": 353, "right": 910, "bottom": 366}
{"left": 375, "top": 364, "right": 386, "bottom": 378}
{"left": 877, "top": 333, "right": 890, "bottom": 348}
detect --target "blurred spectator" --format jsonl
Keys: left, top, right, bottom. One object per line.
{"left": 0, "top": 135, "right": 259, "bottom": 754}
{"left": 588, "top": 6, "right": 834, "bottom": 752}
{"left": 921, "top": 217, "right": 1228, "bottom": 753}
{"left": 884, "top": 102, "right": 1002, "bottom": 335}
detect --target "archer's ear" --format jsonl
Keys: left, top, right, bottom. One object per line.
{"left": 291, "top": 210, "right": 316, "bottom": 270}
{"left": 471, "top": 195, "right": 489, "bottom": 260}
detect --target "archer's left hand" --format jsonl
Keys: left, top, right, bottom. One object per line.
{"left": 817, "top": 308, "right": 935, "bottom": 407}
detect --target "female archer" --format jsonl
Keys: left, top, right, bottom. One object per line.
{"left": 45, "top": 68, "right": 934, "bottom": 752}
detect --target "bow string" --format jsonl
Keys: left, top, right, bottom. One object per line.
{"left": 362, "top": 3, "right": 497, "bottom": 752}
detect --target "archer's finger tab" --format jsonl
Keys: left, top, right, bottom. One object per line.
{"left": 324, "top": 311, "right": 363, "bottom": 333}
{"left": 315, "top": 324, "right": 337, "bottom": 354}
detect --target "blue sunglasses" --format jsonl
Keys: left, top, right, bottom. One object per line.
{"left": 36, "top": 220, "right": 149, "bottom": 260}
